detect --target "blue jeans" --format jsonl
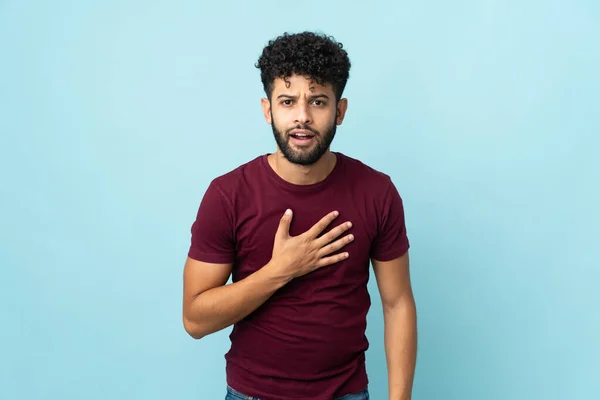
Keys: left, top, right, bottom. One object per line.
{"left": 226, "top": 385, "right": 369, "bottom": 400}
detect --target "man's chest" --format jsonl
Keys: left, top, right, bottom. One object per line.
{"left": 230, "top": 193, "right": 379, "bottom": 286}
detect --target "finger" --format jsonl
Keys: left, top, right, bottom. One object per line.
{"left": 315, "top": 252, "right": 350, "bottom": 268}
{"left": 275, "top": 209, "right": 293, "bottom": 239}
{"left": 318, "top": 234, "right": 354, "bottom": 257}
{"left": 315, "top": 221, "right": 353, "bottom": 247}
{"left": 306, "top": 211, "right": 339, "bottom": 239}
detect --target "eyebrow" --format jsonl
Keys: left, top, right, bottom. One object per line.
{"left": 276, "top": 94, "right": 330, "bottom": 100}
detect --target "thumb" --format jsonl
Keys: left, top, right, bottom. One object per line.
{"left": 276, "top": 209, "right": 293, "bottom": 239}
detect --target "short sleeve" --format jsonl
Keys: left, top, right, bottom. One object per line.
{"left": 370, "top": 180, "right": 410, "bottom": 262}
{"left": 187, "top": 181, "right": 236, "bottom": 264}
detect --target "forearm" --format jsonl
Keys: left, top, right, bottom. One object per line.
{"left": 383, "top": 296, "right": 417, "bottom": 400}
{"left": 184, "top": 262, "right": 290, "bottom": 338}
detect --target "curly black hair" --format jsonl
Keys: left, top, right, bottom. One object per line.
{"left": 256, "top": 31, "right": 351, "bottom": 101}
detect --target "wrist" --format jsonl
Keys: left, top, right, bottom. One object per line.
{"left": 262, "top": 260, "right": 293, "bottom": 289}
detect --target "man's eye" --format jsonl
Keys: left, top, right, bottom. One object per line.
{"left": 312, "top": 100, "right": 325, "bottom": 106}
{"left": 282, "top": 100, "right": 293, "bottom": 106}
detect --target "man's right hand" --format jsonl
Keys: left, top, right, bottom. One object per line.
{"left": 267, "top": 209, "right": 354, "bottom": 282}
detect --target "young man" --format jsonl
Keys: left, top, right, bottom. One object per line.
{"left": 183, "top": 32, "right": 417, "bottom": 400}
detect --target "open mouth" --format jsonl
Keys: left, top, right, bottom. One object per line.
{"left": 289, "top": 133, "right": 315, "bottom": 146}
{"left": 289, "top": 133, "right": 315, "bottom": 141}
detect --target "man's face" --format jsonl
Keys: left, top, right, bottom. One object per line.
{"left": 262, "top": 74, "right": 347, "bottom": 166}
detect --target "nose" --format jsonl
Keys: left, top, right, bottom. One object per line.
{"left": 294, "top": 102, "right": 312, "bottom": 125}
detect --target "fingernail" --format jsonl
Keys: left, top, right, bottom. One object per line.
{"left": 347, "top": 222, "right": 352, "bottom": 228}
{"left": 285, "top": 209, "right": 292, "bottom": 216}
{"left": 333, "top": 211, "right": 339, "bottom": 217}
{"left": 349, "top": 234, "right": 354, "bottom": 241}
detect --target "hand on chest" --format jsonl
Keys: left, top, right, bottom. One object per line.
{"left": 233, "top": 203, "right": 376, "bottom": 280}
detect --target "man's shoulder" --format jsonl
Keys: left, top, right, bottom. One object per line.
{"left": 209, "top": 154, "right": 265, "bottom": 194}
{"left": 338, "top": 152, "right": 394, "bottom": 189}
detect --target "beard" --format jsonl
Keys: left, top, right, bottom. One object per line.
{"left": 271, "top": 114, "right": 337, "bottom": 166}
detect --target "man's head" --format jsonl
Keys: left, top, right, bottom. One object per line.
{"left": 256, "top": 32, "right": 351, "bottom": 166}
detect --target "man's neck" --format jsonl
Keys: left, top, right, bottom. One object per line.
{"left": 267, "top": 150, "right": 337, "bottom": 186}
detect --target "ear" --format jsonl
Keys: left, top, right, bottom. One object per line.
{"left": 261, "top": 98, "right": 272, "bottom": 124}
{"left": 335, "top": 98, "right": 348, "bottom": 125}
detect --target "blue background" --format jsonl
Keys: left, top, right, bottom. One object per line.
{"left": 1, "top": 1, "right": 598, "bottom": 399}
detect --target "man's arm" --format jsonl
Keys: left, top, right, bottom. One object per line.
{"left": 183, "top": 209, "right": 354, "bottom": 339}
{"left": 372, "top": 251, "right": 417, "bottom": 400}
{"left": 182, "top": 257, "right": 289, "bottom": 339}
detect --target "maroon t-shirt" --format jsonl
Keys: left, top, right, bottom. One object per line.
{"left": 188, "top": 152, "right": 409, "bottom": 400}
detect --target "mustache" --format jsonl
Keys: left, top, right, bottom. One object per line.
{"left": 286, "top": 125, "right": 320, "bottom": 136}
